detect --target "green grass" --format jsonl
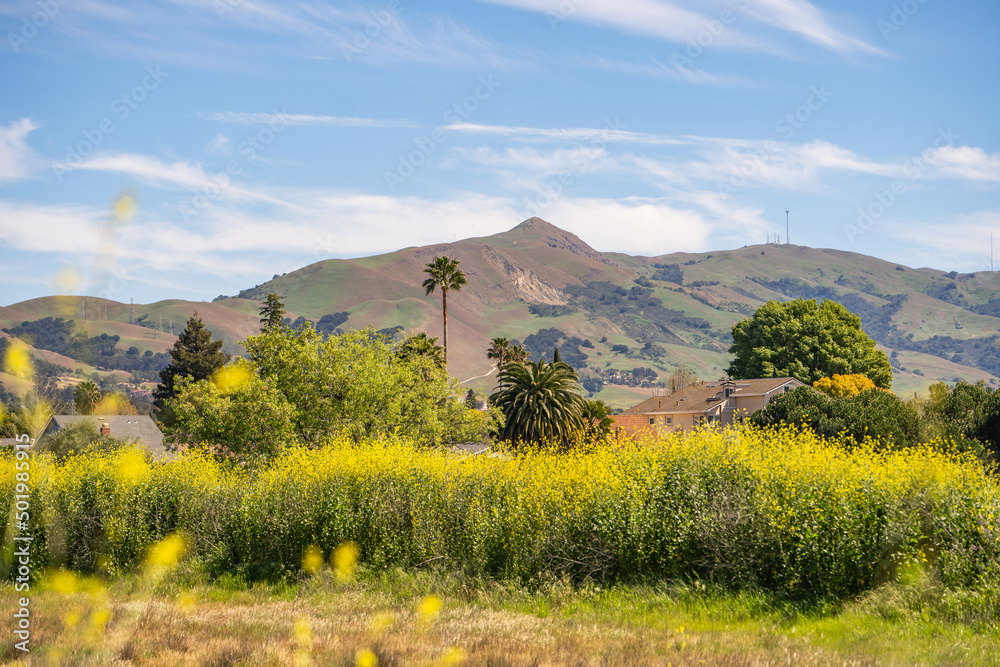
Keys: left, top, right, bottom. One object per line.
{"left": 591, "top": 384, "right": 652, "bottom": 409}
{"left": 3, "top": 566, "right": 998, "bottom": 665}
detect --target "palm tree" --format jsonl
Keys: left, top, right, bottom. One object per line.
{"left": 508, "top": 345, "right": 529, "bottom": 364}
{"left": 487, "top": 337, "right": 512, "bottom": 369}
{"left": 74, "top": 381, "right": 102, "bottom": 415}
{"left": 581, "top": 399, "right": 614, "bottom": 444}
{"left": 490, "top": 358, "right": 587, "bottom": 448}
{"left": 422, "top": 256, "right": 467, "bottom": 366}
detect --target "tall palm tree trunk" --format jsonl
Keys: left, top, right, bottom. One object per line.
{"left": 442, "top": 288, "right": 448, "bottom": 365}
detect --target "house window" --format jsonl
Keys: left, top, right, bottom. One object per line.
{"left": 725, "top": 387, "right": 734, "bottom": 398}
{"left": 649, "top": 417, "right": 655, "bottom": 425}
{"left": 666, "top": 417, "right": 672, "bottom": 425}
{"left": 698, "top": 416, "right": 705, "bottom": 426}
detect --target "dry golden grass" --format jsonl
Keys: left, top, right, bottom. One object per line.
{"left": 2, "top": 569, "right": 999, "bottom": 666}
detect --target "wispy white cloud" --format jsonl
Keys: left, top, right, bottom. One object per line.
{"left": 477, "top": 0, "right": 765, "bottom": 49}
{"left": 197, "top": 111, "right": 417, "bottom": 128}
{"left": 445, "top": 125, "right": 998, "bottom": 193}
{"left": 477, "top": 0, "right": 882, "bottom": 56}
{"left": 886, "top": 208, "right": 1000, "bottom": 272}
{"left": 0, "top": 200, "right": 103, "bottom": 254}
{"left": 446, "top": 122, "right": 694, "bottom": 146}
{"left": 53, "top": 152, "right": 291, "bottom": 207}
{"left": 922, "top": 145, "right": 1000, "bottom": 183}
{"left": 0, "top": 118, "right": 41, "bottom": 183}
{"left": 745, "top": 0, "right": 884, "bottom": 55}
{"left": 573, "top": 53, "right": 749, "bottom": 87}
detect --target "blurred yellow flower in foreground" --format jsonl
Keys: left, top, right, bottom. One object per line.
{"left": 113, "top": 194, "right": 136, "bottom": 223}
{"left": 417, "top": 595, "right": 441, "bottom": 622}
{"left": 144, "top": 532, "right": 188, "bottom": 578}
{"left": 333, "top": 541, "right": 359, "bottom": 582}
{"left": 356, "top": 648, "right": 377, "bottom": 667}
{"left": 294, "top": 617, "right": 312, "bottom": 646}
{"left": 302, "top": 544, "right": 324, "bottom": 574}
{"left": 213, "top": 363, "right": 252, "bottom": 394}
{"left": 369, "top": 611, "right": 395, "bottom": 634}
{"left": 4, "top": 339, "right": 33, "bottom": 380}
{"left": 63, "top": 610, "right": 81, "bottom": 629}
{"left": 47, "top": 569, "right": 79, "bottom": 594}
{"left": 54, "top": 266, "right": 82, "bottom": 292}
{"left": 439, "top": 647, "right": 466, "bottom": 666}
{"left": 86, "top": 607, "right": 111, "bottom": 642}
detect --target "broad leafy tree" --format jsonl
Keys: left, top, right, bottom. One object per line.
{"left": 238, "top": 324, "right": 496, "bottom": 446}
{"left": 918, "top": 380, "right": 1000, "bottom": 457}
{"left": 752, "top": 386, "right": 918, "bottom": 450}
{"left": 728, "top": 299, "right": 892, "bottom": 388}
{"left": 490, "top": 358, "right": 587, "bottom": 447}
{"left": 153, "top": 314, "right": 229, "bottom": 415}
{"left": 422, "top": 256, "right": 467, "bottom": 366}
{"left": 167, "top": 365, "right": 297, "bottom": 464}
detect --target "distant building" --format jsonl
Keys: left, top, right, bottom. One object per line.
{"left": 611, "top": 377, "right": 805, "bottom": 438}
{"left": 40, "top": 415, "right": 171, "bottom": 460}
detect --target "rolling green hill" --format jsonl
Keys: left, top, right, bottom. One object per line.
{"left": 5, "top": 218, "right": 999, "bottom": 408}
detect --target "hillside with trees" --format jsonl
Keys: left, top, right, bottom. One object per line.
{"left": 4, "top": 219, "right": 1000, "bottom": 407}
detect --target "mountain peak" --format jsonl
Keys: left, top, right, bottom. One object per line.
{"left": 514, "top": 217, "right": 558, "bottom": 231}
{"left": 501, "top": 218, "right": 617, "bottom": 266}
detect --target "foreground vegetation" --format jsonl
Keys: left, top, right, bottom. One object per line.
{"left": 3, "top": 565, "right": 1000, "bottom": 665}
{"left": 4, "top": 425, "right": 999, "bottom": 609}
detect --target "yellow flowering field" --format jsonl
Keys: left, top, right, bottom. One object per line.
{"left": 3, "top": 424, "right": 999, "bottom": 605}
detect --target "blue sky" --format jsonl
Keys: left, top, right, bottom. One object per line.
{"left": 1, "top": 0, "right": 998, "bottom": 305}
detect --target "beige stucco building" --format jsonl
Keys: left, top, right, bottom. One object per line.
{"left": 612, "top": 377, "right": 805, "bottom": 436}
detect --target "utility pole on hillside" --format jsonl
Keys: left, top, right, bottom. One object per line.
{"left": 786, "top": 208, "right": 790, "bottom": 245}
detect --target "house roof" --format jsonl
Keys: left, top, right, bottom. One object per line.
{"left": 622, "top": 377, "right": 805, "bottom": 416}
{"left": 45, "top": 415, "right": 172, "bottom": 460}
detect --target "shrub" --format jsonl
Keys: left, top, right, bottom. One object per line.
{"left": 4, "top": 425, "right": 999, "bottom": 603}
{"left": 753, "top": 386, "right": 919, "bottom": 450}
